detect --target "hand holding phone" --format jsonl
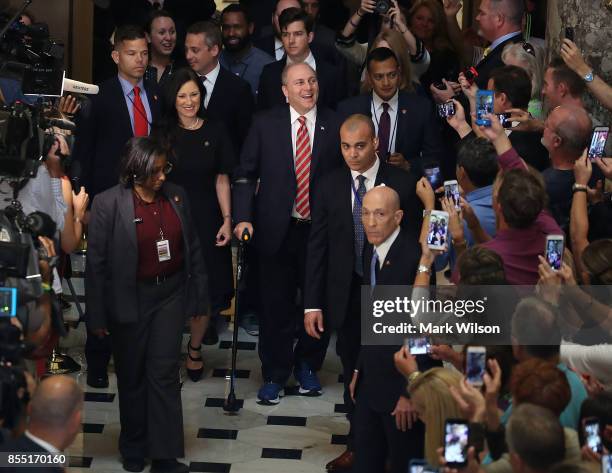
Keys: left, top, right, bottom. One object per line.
{"left": 475, "top": 90, "right": 494, "bottom": 127}
{"left": 545, "top": 235, "right": 565, "bottom": 271}
{"left": 427, "top": 210, "right": 449, "bottom": 250}
{"left": 587, "top": 126, "right": 610, "bottom": 160}
{"left": 444, "top": 180, "right": 461, "bottom": 210}
{"left": 424, "top": 165, "right": 442, "bottom": 190}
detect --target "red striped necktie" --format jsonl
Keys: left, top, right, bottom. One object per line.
{"left": 295, "top": 116, "right": 312, "bottom": 218}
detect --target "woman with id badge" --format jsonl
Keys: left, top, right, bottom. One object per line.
{"left": 86, "top": 137, "right": 208, "bottom": 473}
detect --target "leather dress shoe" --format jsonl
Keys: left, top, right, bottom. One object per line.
{"left": 122, "top": 457, "right": 145, "bottom": 472}
{"left": 326, "top": 450, "right": 354, "bottom": 471}
{"left": 86, "top": 371, "right": 109, "bottom": 389}
{"left": 150, "top": 459, "right": 189, "bottom": 473}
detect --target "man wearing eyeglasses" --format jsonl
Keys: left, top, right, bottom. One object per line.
{"left": 337, "top": 47, "right": 443, "bottom": 178}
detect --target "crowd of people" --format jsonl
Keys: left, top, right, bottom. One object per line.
{"left": 0, "top": 0, "right": 611, "bottom": 473}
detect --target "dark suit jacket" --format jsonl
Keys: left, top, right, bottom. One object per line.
{"left": 71, "top": 76, "right": 161, "bottom": 199}
{"left": 2, "top": 434, "right": 64, "bottom": 472}
{"left": 474, "top": 34, "right": 524, "bottom": 89}
{"left": 357, "top": 230, "right": 441, "bottom": 412}
{"left": 233, "top": 106, "right": 342, "bottom": 255}
{"left": 85, "top": 182, "right": 208, "bottom": 331}
{"left": 206, "top": 66, "right": 255, "bottom": 153}
{"left": 304, "top": 161, "right": 421, "bottom": 329}
{"left": 256, "top": 55, "right": 344, "bottom": 111}
{"left": 337, "top": 91, "right": 443, "bottom": 169}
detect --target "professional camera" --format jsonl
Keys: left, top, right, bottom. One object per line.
{"left": 375, "top": 0, "right": 391, "bottom": 14}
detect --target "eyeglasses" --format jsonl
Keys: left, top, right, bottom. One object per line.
{"left": 152, "top": 162, "right": 173, "bottom": 175}
{"left": 522, "top": 42, "right": 536, "bottom": 57}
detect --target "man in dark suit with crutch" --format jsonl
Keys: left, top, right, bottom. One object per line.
{"left": 233, "top": 62, "right": 342, "bottom": 405}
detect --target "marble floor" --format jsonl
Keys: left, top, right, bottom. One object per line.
{"left": 58, "top": 255, "right": 351, "bottom": 472}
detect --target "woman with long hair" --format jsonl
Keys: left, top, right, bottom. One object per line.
{"left": 158, "top": 67, "right": 235, "bottom": 381}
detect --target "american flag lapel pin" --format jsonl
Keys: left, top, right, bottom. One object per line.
{"left": 401, "top": 109, "right": 407, "bottom": 114}
{"left": 174, "top": 195, "right": 181, "bottom": 203}
{"left": 385, "top": 260, "right": 391, "bottom": 266}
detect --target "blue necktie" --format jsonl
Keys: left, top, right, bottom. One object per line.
{"left": 353, "top": 175, "right": 367, "bottom": 276}
{"left": 370, "top": 249, "right": 379, "bottom": 293}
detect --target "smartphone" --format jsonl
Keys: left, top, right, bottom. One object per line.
{"left": 463, "top": 66, "right": 479, "bottom": 85}
{"left": 406, "top": 337, "right": 431, "bottom": 355}
{"left": 475, "top": 90, "right": 494, "bottom": 127}
{"left": 603, "top": 454, "right": 612, "bottom": 473}
{"left": 497, "top": 112, "right": 512, "bottom": 128}
{"left": 409, "top": 459, "right": 427, "bottom": 473}
{"left": 565, "top": 26, "right": 574, "bottom": 42}
{"left": 583, "top": 418, "right": 603, "bottom": 453}
{"left": 437, "top": 101, "right": 456, "bottom": 118}
{"left": 545, "top": 235, "right": 565, "bottom": 271}
{"left": 424, "top": 165, "right": 442, "bottom": 190}
{"left": 444, "top": 419, "right": 469, "bottom": 468}
{"left": 587, "top": 126, "right": 609, "bottom": 160}
{"left": 444, "top": 180, "right": 461, "bottom": 210}
{"left": 0, "top": 287, "right": 18, "bottom": 317}
{"left": 426, "top": 210, "right": 449, "bottom": 250}
{"left": 466, "top": 346, "right": 486, "bottom": 387}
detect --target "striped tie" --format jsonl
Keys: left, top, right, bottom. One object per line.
{"left": 295, "top": 116, "right": 312, "bottom": 218}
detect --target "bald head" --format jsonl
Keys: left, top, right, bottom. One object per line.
{"left": 362, "top": 186, "right": 403, "bottom": 246}
{"left": 30, "top": 375, "right": 83, "bottom": 429}
{"left": 341, "top": 114, "right": 375, "bottom": 137}
{"left": 549, "top": 106, "right": 592, "bottom": 158}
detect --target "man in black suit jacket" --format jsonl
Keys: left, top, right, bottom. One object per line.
{"left": 186, "top": 21, "right": 255, "bottom": 153}
{"left": 472, "top": 0, "right": 524, "bottom": 88}
{"left": 337, "top": 47, "right": 443, "bottom": 177}
{"left": 3, "top": 375, "right": 83, "bottom": 473}
{"left": 303, "top": 114, "right": 421, "bottom": 471}
{"left": 351, "top": 186, "right": 438, "bottom": 473}
{"left": 257, "top": 8, "right": 344, "bottom": 111}
{"left": 233, "top": 62, "right": 342, "bottom": 405}
{"left": 71, "top": 25, "right": 161, "bottom": 389}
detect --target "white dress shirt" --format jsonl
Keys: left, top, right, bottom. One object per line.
{"left": 287, "top": 50, "right": 317, "bottom": 71}
{"left": 289, "top": 105, "right": 317, "bottom": 219}
{"left": 371, "top": 90, "right": 399, "bottom": 155}
{"left": 374, "top": 226, "right": 400, "bottom": 270}
{"left": 274, "top": 37, "right": 285, "bottom": 61}
{"left": 200, "top": 62, "right": 221, "bottom": 108}
{"left": 350, "top": 158, "right": 380, "bottom": 209}
{"left": 25, "top": 430, "right": 60, "bottom": 453}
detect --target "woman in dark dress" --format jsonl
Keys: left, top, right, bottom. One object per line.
{"left": 160, "top": 68, "right": 235, "bottom": 381}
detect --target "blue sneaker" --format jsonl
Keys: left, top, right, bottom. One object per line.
{"left": 294, "top": 362, "right": 322, "bottom": 396}
{"left": 257, "top": 382, "right": 282, "bottom": 405}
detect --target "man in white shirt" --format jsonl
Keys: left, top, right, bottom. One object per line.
{"left": 233, "top": 62, "right": 342, "bottom": 405}
{"left": 3, "top": 376, "right": 83, "bottom": 473}
{"left": 257, "top": 8, "right": 344, "bottom": 111}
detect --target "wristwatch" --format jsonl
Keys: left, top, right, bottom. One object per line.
{"left": 417, "top": 264, "right": 431, "bottom": 275}
{"left": 583, "top": 71, "right": 594, "bottom": 83}
{"left": 422, "top": 209, "right": 432, "bottom": 218}
{"left": 572, "top": 183, "right": 588, "bottom": 193}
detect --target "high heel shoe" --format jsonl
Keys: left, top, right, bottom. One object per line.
{"left": 186, "top": 338, "right": 204, "bottom": 382}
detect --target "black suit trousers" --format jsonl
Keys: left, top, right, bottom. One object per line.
{"left": 336, "top": 272, "right": 362, "bottom": 451}
{"left": 85, "top": 330, "right": 112, "bottom": 375}
{"left": 111, "top": 272, "right": 185, "bottom": 459}
{"left": 257, "top": 221, "right": 330, "bottom": 384}
{"left": 353, "top": 392, "right": 425, "bottom": 473}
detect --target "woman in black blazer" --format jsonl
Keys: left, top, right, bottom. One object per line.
{"left": 85, "top": 137, "right": 208, "bottom": 473}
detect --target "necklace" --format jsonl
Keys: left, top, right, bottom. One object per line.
{"left": 182, "top": 117, "right": 200, "bottom": 130}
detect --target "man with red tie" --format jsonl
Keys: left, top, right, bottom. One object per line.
{"left": 72, "top": 24, "right": 161, "bottom": 390}
{"left": 233, "top": 62, "right": 342, "bottom": 405}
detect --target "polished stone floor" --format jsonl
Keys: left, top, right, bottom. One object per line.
{"left": 59, "top": 259, "right": 350, "bottom": 472}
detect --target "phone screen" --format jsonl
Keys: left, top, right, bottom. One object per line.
{"left": 587, "top": 128, "right": 609, "bottom": 160}
{"left": 408, "top": 337, "right": 431, "bottom": 355}
{"left": 584, "top": 419, "right": 602, "bottom": 453}
{"left": 476, "top": 91, "right": 494, "bottom": 126}
{"left": 409, "top": 460, "right": 427, "bottom": 473}
{"left": 437, "top": 101, "right": 456, "bottom": 118}
{"left": 466, "top": 348, "right": 486, "bottom": 386}
{"left": 565, "top": 27, "right": 574, "bottom": 42}
{"left": 427, "top": 211, "right": 449, "bottom": 249}
{"left": 444, "top": 181, "right": 460, "bottom": 210}
{"left": 0, "top": 287, "right": 18, "bottom": 317}
{"left": 603, "top": 454, "right": 612, "bottom": 473}
{"left": 444, "top": 421, "right": 469, "bottom": 466}
{"left": 424, "top": 166, "right": 442, "bottom": 190}
{"left": 546, "top": 237, "right": 564, "bottom": 271}
{"left": 497, "top": 113, "right": 512, "bottom": 128}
